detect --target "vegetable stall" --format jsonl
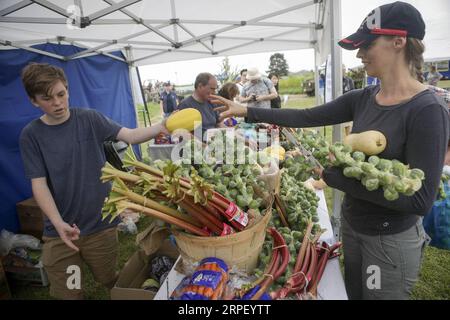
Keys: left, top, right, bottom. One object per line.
{"left": 103, "top": 107, "right": 427, "bottom": 300}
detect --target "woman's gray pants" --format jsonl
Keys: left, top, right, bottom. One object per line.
{"left": 341, "top": 216, "right": 428, "bottom": 300}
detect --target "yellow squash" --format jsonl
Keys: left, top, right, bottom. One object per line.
{"left": 263, "top": 145, "right": 286, "bottom": 161}
{"left": 165, "top": 108, "right": 202, "bottom": 133}
{"left": 343, "top": 130, "right": 387, "bottom": 155}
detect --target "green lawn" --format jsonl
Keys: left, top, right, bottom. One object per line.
{"left": 11, "top": 95, "right": 449, "bottom": 300}
{"left": 438, "top": 79, "right": 450, "bottom": 89}
{"left": 136, "top": 102, "right": 162, "bottom": 126}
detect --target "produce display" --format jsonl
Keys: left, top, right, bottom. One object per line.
{"left": 239, "top": 228, "right": 290, "bottom": 300}
{"left": 271, "top": 172, "right": 321, "bottom": 232}
{"left": 254, "top": 170, "right": 323, "bottom": 295}
{"left": 183, "top": 135, "right": 273, "bottom": 215}
{"left": 244, "top": 222, "right": 341, "bottom": 300}
{"left": 101, "top": 147, "right": 251, "bottom": 237}
{"left": 281, "top": 129, "right": 425, "bottom": 201}
{"left": 197, "top": 163, "right": 267, "bottom": 215}
{"left": 271, "top": 223, "right": 341, "bottom": 299}
{"left": 109, "top": 119, "right": 433, "bottom": 300}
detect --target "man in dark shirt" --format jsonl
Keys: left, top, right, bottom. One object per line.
{"left": 160, "top": 81, "right": 178, "bottom": 118}
{"left": 178, "top": 73, "right": 224, "bottom": 137}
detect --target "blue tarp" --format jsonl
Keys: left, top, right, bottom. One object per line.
{"left": 0, "top": 43, "right": 139, "bottom": 233}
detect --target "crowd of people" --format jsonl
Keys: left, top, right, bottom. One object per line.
{"left": 157, "top": 67, "right": 287, "bottom": 133}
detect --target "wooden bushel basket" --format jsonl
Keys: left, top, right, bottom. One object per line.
{"left": 172, "top": 205, "right": 272, "bottom": 274}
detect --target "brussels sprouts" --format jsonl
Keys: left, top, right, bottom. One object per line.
{"left": 392, "top": 160, "right": 408, "bottom": 177}
{"left": 368, "top": 155, "right": 380, "bottom": 166}
{"left": 379, "top": 172, "right": 394, "bottom": 186}
{"left": 384, "top": 186, "right": 399, "bottom": 201}
{"left": 376, "top": 159, "right": 393, "bottom": 172}
{"left": 365, "top": 178, "right": 380, "bottom": 192}
{"left": 291, "top": 231, "right": 303, "bottom": 240}
{"left": 410, "top": 168, "right": 425, "bottom": 180}
{"left": 352, "top": 151, "right": 366, "bottom": 162}
{"left": 394, "top": 179, "right": 408, "bottom": 193}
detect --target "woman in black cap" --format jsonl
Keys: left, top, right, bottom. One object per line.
{"left": 210, "top": 2, "right": 449, "bottom": 300}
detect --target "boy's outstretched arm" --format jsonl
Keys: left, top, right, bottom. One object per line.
{"left": 116, "top": 121, "right": 169, "bottom": 145}
{"left": 31, "top": 177, "right": 80, "bottom": 251}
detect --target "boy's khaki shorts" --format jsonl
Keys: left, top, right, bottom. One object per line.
{"left": 42, "top": 227, "right": 118, "bottom": 300}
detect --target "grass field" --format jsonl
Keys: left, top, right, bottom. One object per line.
{"left": 438, "top": 79, "right": 450, "bottom": 89}
{"left": 11, "top": 94, "right": 449, "bottom": 300}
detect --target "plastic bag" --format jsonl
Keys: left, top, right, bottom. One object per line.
{"left": 117, "top": 216, "right": 138, "bottom": 234}
{"left": 0, "top": 229, "right": 42, "bottom": 256}
{"left": 117, "top": 209, "right": 140, "bottom": 234}
{"left": 423, "top": 182, "right": 450, "bottom": 250}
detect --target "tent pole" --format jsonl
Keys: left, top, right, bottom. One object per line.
{"left": 136, "top": 66, "right": 152, "bottom": 126}
{"left": 330, "top": 0, "right": 343, "bottom": 242}
{"left": 314, "top": 44, "right": 321, "bottom": 106}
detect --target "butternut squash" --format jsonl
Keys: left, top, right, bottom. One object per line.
{"left": 343, "top": 130, "right": 387, "bottom": 155}
{"left": 165, "top": 108, "right": 202, "bottom": 133}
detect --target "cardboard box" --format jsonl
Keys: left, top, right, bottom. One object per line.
{"left": 111, "top": 240, "right": 179, "bottom": 300}
{"left": 16, "top": 197, "right": 45, "bottom": 240}
{"left": 0, "top": 257, "right": 12, "bottom": 300}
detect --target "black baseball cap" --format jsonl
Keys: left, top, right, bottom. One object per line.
{"left": 338, "top": 1, "right": 425, "bottom": 50}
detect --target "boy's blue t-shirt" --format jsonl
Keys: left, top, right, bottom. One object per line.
{"left": 19, "top": 108, "right": 122, "bottom": 237}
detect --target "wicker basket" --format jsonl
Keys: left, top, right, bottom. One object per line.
{"left": 173, "top": 207, "right": 272, "bottom": 273}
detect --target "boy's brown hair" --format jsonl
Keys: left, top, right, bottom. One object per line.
{"left": 21, "top": 63, "right": 68, "bottom": 98}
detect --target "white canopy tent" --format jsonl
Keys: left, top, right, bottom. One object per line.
{"left": 0, "top": 0, "right": 333, "bottom": 65}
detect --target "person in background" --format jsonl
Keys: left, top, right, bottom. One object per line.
{"left": 218, "top": 82, "right": 240, "bottom": 127}
{"left": 343, "top": 66, "right": 355, "bottom": 94}
{"left": 426, "top": 65, "right": 443, "bottom": 86}
{"left": 160, "top": 81, "right": 178, "bottom": 118}
{"left": 236, "top": 69, "right": 248, "bottom": 96}
{"left": 19, "top": 63, "right": 168, "bottom": 299}
{"left": 268, "top": 73, "right": 282, "bottom": 109}
{"left": 240, "top": 67, "right": 278, "bottom": 109}
{"left": 218, "top": 82, "right": 240, "bottom": 101}
{"left": 178, "top": 72, "right": 224, "bottom": 136}
{"left": 211, "top": 1, "right": 449, "bottom": 300}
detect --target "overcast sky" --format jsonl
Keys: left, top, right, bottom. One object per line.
{"left": 138, "top": 0, "right": 440, "bottom": 84}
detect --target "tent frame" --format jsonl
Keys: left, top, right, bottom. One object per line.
{"left": 0, "top": 0, "right": 323, "bottom": 65}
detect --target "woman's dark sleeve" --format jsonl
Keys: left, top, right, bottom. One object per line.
{"left": 247, "top": 90, "right": 360, "bottom": 128}
{"left": 323, "top": 104, "right": 450, "bottom": 215}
